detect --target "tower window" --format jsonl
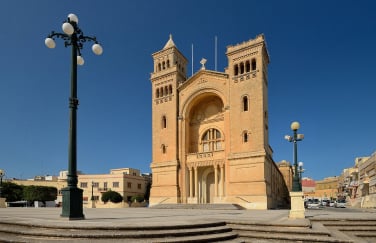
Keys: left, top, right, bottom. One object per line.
{"left": 162, "top": 116, "right": 167, "bottom": 128}
{"left": 243, "top": 132, "right": 249, "bottom": 143}
{"left": 242, "top": 96, "right": 249, "bottom": 111}
{"left": 202, "top": 128, "right": 222, "bottom": 152}
{"left": 234, "top": 64, "right": 239, "bottom": 76}
{"left": 245, "top": 60, "right": 250, "bottom": 72}
{"left": 167, "top": 60, "right": 170, "bottom": 68}
{"left": 161, "top": 144, "right": 166, "bottom": 154}
{"left": 156, "top": 89, "right": 160, "bottom": 98}
{"left": 160, "top": 87, "right": 164, "bottom": 97}
{"left": 251, "top": 58, "right": 256, "bottom": 71}
{"left": 158, "top": 63, "right": 161, "bottom": 72}
{"left": 162, "top": 61, "right": 166, "bottom": 70}
{"left": 240, "top": 62, "right": 245, "bottom": 74}
{"left": 169, "top": 85, "right": 173, "bottom": 94}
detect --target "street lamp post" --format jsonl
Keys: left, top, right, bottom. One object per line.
{"left": 45, "top": 13, "right": 103, "bottom": 219}
{"left": 91, "top": 181, "right": 94, "bottom": 201}
{"left": 285, "top": 121, "right": 304, "bottom": 192}
{"left": 298, "top": 161, "right": 304, "bottom": 190}
{"left": 0, "top": 169, "right": 4, "bottom": 198}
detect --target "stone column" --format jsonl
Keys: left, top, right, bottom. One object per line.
{"left": 194, "top": 167, "right": 198, "bottom": 199}
{"left": 189, "top": 167, "right": 193, "bottom": 198}
{"left": 220, "top": 164, "right": 224, "bottom": 197}
{"left": 214, "top": 164, "right": 218, "bottom": 197}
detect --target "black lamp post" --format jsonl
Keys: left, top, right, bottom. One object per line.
{"left": 0, "top": 169, "right": 4, "bottom": 198}
{"left": 285, "top": 121, "right": 304, "bottom": 192}
{"left": 91, "top": 181, "right": 94, "bottom": 201}
{"left": 45, "top": 13, "right": 103, "bottom": 219}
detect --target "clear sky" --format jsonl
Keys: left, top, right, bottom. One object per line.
{"left": 0, "top": 0, "right": 375, "bottom": 181}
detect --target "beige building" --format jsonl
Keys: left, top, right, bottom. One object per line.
{"left": 149, "top": 34, "right": 289, "bottom": 209}
{"left": 10, "top": 168, "right": 150, "bottom": 207}
{"left": 315, "top": 176, "right": 339, "bottom": 200}
{"left": 78, "top": 168, "right": 150, "bottom": 204}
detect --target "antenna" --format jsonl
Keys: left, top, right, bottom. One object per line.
{"left": 191, "top": 43, "right": 194, "bottom": 76}
{"left": 215, "top": 36, "right": 217, "bottom": 71}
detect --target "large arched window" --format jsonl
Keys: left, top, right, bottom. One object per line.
{"left": 202, "top": 128, "right": 222, "bottom": 152}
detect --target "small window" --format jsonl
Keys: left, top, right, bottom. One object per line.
{"left": 158, "top": 63, "right": 161, "bottom": 71}
{"left": 242, "top": 96, "right": 249, "bottom": 111}
{"left": 162, "top": 61, "right": 166, "bottom": 69}
{"left": 113, "top": 182, "right": 119, "bottom": 188}
{"left": 92, "top": 182, "right": 99, "bottom": 188}
{"left": 164, "top": 86, "right": 168, "bottom": 96}
{"left": 162, "top": 116, "right": 167, "bottom": 128}
{"left": 127, "top": 182, "right": 132, "bottom": 189}
{"left": 243, "top": 132, "right": 248, "bottom": 143}
{"left": 162, "top": 144, "right": 166, "bottom": 154}
{"left": 138, "top": 184, "right": 142, "bottom": 189}
{"left": 80, "top": 182, "right": 88, "bottom": 188}
{"left": 160, "top": 87, "right": 164, "bottom": 97}
{"left": 167, "top": 60, "right": 170, "bottom": 68}
{"left": 156, "top": 89, "right": 160, "bottom": 98}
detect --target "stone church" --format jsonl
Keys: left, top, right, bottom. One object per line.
{"left": 149, "top": 34, "right": 289, "bottom": 209}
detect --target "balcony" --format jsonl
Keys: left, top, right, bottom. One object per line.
{"left": 186, "top": 150, "right": 225, "bottom": 164}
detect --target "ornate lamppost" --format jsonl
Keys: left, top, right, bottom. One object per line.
{"left": 45, "top": 13, "right": 103, "bottom": 219}
{"left": 298, "top": 161, "right": 304, "bottom": 190}
{"left": 285, "top": 121, "right": 304, "bottom": 192}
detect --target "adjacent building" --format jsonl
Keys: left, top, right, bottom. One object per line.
{"left": 10, "top": 167, "right": 150, "bottom": 207}
{"left": 78, "top": 168, "right": 150, "bottom": 204}
{"left": 149, "top": 34, "right": 290, "bottom": 209}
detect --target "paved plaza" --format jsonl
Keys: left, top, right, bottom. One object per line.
{"left": 1, "top": 207, "right": 376, "bottom": 242}
{"left": 0, "top": 207, "right": 375, "bottom": 227}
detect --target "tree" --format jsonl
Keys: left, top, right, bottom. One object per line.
{"left": 23, "top": 186, "right": 57, "bottom": 203}
{"left": 131, "top": 195, "right": 144, "bottom": 203}
{"left": 1, "top": 182, "right": 24, "bottom": 202}
{"left": 101, "top": 190, "right": 123, "bottom": 203}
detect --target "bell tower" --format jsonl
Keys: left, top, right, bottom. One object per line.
{"left": 149, "top": 35, "right": 188, "bottom": 205}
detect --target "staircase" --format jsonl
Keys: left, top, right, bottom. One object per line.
{"left": 229, "top": 218, "right": 376, "bottom": 242}
{"left": 0, "top": 221, "right": 239, "bottom": 242}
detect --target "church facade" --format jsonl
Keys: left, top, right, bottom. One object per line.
{"left": 149, "top": 34, "right": 289, "bottom": 209}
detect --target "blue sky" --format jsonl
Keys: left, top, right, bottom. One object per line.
{"left": 0, "top": 0, "right": 375, "bottom": 181}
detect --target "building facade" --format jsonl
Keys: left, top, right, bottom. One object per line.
{"left": 149, "top": 34, "right": 289, "bottom": 209}
{"left": 77, "top": 168, "right": 150, "bottom": 204}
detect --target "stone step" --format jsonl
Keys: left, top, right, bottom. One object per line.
{"left": 0, "top": 221, "right": 238, "bottom": 242}
{"left": 150, "top": 203, "right": 243, "bottom": 210}
{"left": 237, "top": 231, "right": 353, "bottom": 243}
{"left": 0, "top": 231, "right": 240, "bottom": 243}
